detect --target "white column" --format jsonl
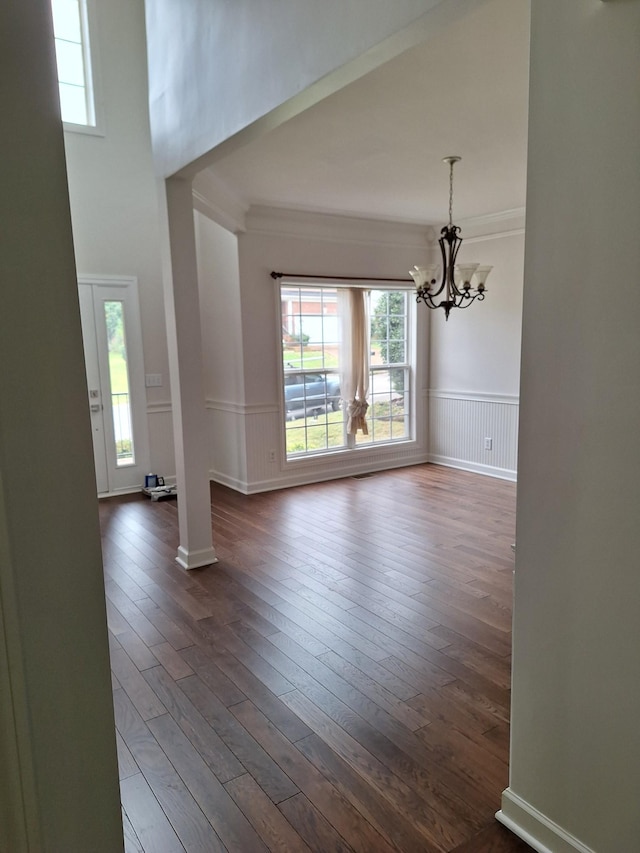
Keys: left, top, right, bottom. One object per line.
{"left": 0, "top": 2, "right": 123, "bottom": 850}
{"left": 164, "top": 176, "right": 217, "bottom": 569}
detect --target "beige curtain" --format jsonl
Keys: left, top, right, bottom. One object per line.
{"left": 339, "top": 288, "right": 370, "bottom": 435}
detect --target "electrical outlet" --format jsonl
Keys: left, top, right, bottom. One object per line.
{"left": 268, "top": 449, "right": 276, "bottom": 463}
{"left": 484, "top": 437, "right": 493, "bottom": 451}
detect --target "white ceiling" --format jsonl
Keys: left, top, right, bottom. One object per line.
{"left": 207, "top": 0, "right": 530, "bottom": 226}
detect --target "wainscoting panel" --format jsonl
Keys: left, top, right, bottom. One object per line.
{"left": 206, "top": 401, "right": 250, "bottom": 492}
{"left": 428, "top": 390, "right": 519, "bottom": 480}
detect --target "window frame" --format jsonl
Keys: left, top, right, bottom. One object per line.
{"left": 52, "top": 0, "right": 104, "bottom": 136}
{"left": 278, "top": 280, "right": 417, "bottom": 462}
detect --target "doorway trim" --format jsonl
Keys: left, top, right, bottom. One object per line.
{"left": 78, "top": 274, "right": 150, "bottom": 497}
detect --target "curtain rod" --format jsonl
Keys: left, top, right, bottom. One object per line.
{"left": 270, "top": 271, "right": 412, "bottom": 284}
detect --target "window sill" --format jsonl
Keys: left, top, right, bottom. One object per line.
{"left": 63, "top": 120, "right": 105, "bottom": 138}
{"left": 284, "top": 436, "right": 419, "bottom": 467}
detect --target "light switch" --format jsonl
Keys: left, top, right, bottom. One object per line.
{"left": 145, "top": 374, "right": 163, "bottom": 387}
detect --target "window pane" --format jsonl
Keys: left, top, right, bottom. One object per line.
{"left": 282, "top": 285, "right": 346, "bottom": 457}
{"left": 366, "top": 291, "right": 409, "bottom": 445}
{"left": 369, "top": 291, "right": 407, "bottom": 366}
{"left": 51, "top": 0, "right": 82, "bottom": 42}
{"left": 54, "top": 38, "right": 85, "bottom": 86}
{"left": 51, "top": 0, "right": 95, "bottom": 126}
{"left": 282, "top": 286, "right": 339, "bottom": 371}
{"left": 105, "top": 301, "right": 135, "bottom": 466}
{"left": 58, "top": 82, "right": 87, "bottom": 125}
{"left": 357, "top": 367, "right": 409, "bottom": 445}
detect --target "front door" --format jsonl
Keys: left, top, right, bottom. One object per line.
{"left": 78, "top": 276, "right": 149, "bottom": 495}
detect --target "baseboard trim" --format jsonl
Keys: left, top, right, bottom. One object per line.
{"left": 496, "top": 789, "right": 595, "bottom": 853}
{"left": 428, "top": 453, "right": 517, "bottom": 482}
{"left": 210, "top": 453, "right": 429, "bottom": 495}
{"left": 97, "top": 485, "right": 146, "bottom": 499}
{"left": 175, "top": 545, "right": 218, "bottom": 571}
{"left": 209, "top": 471, "right": 250, "bottom": 494}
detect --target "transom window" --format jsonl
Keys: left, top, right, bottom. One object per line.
{"left": 51, "top": 0, "right": 95, "bottom": 126}
{"left": 281, "top": 284, "right": 412, "bottom": 459}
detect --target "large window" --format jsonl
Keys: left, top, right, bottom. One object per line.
{"left": 281, "top": 284, "right": 412, "bottom": 459}
{"left": 51, "top": 0, "right": 95, "bottom": 127}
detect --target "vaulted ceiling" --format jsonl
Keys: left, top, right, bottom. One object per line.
{"left": 207, "top": 0, "right": 530, "bottom": 226}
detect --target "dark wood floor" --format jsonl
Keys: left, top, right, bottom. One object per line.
{"left": 100, "top": 463, "right": 531, "bottom": 852}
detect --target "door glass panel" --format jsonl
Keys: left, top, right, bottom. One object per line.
{"left": 105, "top": 301, "right": 135, "bottom": 466}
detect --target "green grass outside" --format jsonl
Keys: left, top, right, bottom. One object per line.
{"left": 283, "top": 347, "right": 338, "bottom": 370}
{"left": 109, "top": 352, "right": 129, "bottom": 394}
{"left": 285, "top": 401, "right": 406, "bottom": 455}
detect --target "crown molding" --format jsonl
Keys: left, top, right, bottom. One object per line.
{"left": 244, "top": 204, "right": 434, "bottom": 250}
{"left": 189, "top": 181, "right": 525, "bottom": 246}
{"left": 243, "top": 203, "right": 525, "bottom": 246}
{"left": 457, "top": 207, "right": 526, "bottom": 240}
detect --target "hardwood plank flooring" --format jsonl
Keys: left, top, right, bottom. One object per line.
{"left": 99, "top": 463, "right": 532, "bottom": 852}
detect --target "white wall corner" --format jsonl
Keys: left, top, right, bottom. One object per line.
{"left": 497, "top": 789, "right": 596, "bottom": 853}
{"left": 192, "top": 170, "right": 248, "bottom": 233}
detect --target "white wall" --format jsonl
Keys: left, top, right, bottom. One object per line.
{"left": 195, "top": 212, "right": 248, "bottom": 487}
{"left": 64, "top": 0, "right": 175, "bottom": 481}
{"left": 429, "top": 226, "right": 524, "bottom": 395}
{"left": 0, "top": 1, "right": 122, "bottom": 848}
{"left": 428, "top": 222, "right": 524, "bottom": 479}
{"left": 144, "top": 0, "right": 492, "bottom": 177}
{"left": 499, "top": 2, "right": 640, "bottom": 851}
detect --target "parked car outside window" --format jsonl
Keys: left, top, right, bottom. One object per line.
{"left": 284, "top": 372, "right": 341, "bottom": 420}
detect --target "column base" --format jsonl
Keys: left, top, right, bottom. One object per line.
{"left": 175, "top": 545, "right": 218, "bottom": 570}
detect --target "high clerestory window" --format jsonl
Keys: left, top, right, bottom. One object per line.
{"left": 51, "top": 0, "right": 96, "bottom": 128}
{"left": 281, "top": 283, "right": 413, "bottom": 459}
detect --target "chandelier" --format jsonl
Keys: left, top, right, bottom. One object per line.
{"left": 409, "top": 156, "right": 492, "bottom": 320}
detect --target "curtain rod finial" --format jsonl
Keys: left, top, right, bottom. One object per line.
{"left": 271, "top": 271, "right": 283, "bottom": 279}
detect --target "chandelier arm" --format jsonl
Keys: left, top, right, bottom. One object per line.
{"left": 455, "top": 292, "right": 486, "bottom": 309}
{"left": 415, "top": 292, "right": 455, "bottom": 312}
{"left": 416, "top": 288, "right": 486, "bottom": 314}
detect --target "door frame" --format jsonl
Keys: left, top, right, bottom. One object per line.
{"left": 78, "top": 275, "right": 150, "bottom": 496}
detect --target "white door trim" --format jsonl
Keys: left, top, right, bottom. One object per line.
{"left": 78, "top": 276, "right": 150, "bottom": 496}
